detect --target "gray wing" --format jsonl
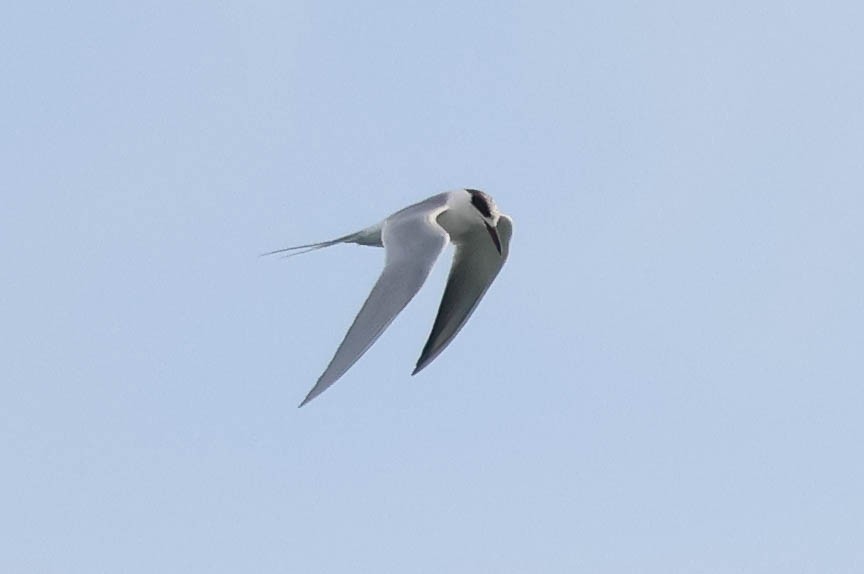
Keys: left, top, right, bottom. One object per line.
{"left": 299, "top": 210, "right": 449, "bottom": 406}
{"left": 413, "top": 215, "right": 513, "bottom": 374}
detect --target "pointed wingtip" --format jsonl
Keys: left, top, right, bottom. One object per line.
{"left": 298, "top": 389, "right": 317, "bottom": 407}
{"left": 413, "top": 345, "right": 438, "bottom": 376}
{"left": 299, "top": 383, "right": 326, "bottom": 407}
{"left": 298, "top": 394, "right": 314, "bottom": 408}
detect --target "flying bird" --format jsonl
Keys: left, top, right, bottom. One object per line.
{"left": 268, "top": 189, "right": 512, "bottom": 406}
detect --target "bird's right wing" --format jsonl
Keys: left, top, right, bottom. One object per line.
{"left": 299, "top": 209, "right": 449, "bottom": 406}
{"left": 413, "top": 215, "right": 513, "bottom": 374}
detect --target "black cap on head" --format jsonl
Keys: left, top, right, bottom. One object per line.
{"left": 466, "top": 189, "right": 493, "bottom": 218}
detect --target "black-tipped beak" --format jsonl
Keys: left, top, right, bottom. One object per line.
{"left": 484, "top": 221, "right": 502, "bottom": 254}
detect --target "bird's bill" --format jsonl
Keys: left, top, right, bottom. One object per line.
{"left": 484, "top": 221, "right": 502, "bottom": 254}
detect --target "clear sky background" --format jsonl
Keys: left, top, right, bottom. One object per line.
{"left": 2, "top": 2, "right": 863, "bottom": 573}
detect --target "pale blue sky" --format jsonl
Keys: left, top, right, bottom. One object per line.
{"left": 2, "top": 1, "right": 863, "bottom": 573}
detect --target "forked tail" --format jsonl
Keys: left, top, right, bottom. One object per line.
{"left": 261, "top": 233, "right": 356, "bottom": 259}
{"left": 262, "top": 225, "right": 382, "bottom": 259}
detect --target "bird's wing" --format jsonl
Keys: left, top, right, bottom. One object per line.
{"left": 299, "top": 208, "right": 450, "bottom": 406}
{"left": 413, "top": 215, "right": 513, "bottom": 374}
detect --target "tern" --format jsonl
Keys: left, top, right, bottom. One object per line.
{"left": 268, "top": 189, "right": 513, "bottom": 406}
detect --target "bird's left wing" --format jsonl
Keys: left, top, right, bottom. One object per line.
{"left": 299, "top": 209, "right": 449, "bottom": 406}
